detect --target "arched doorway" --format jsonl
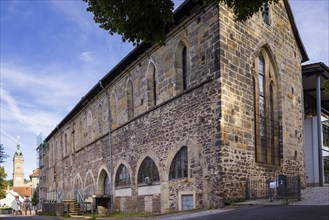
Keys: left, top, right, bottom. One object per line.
{"left": 73, "top": 175, "right": 83, "bottom": 202}
{"left": 96, "top": 169, "right": 111, "bottom": 208}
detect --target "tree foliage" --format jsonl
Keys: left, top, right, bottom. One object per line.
{"left": 322, "top": 80, "right": 329, "bottom": 94}
{"left": 83, "top": 0, "right": 278, "bottom": 45}
{"left": 0, "top": 167, "right": 7, "bottom": 199}
{"left": 0, "top": 144, "right": 8, "bottom": 199}
{"left": 32, "top": 187, "right": 39, "bottom": 206}
{"left": 0, "top": 144, "right": 9, "bottom": 164}
{"left": 6, "top": 179, "right": 13, "bottom": 187}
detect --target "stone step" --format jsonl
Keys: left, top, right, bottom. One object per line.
{"left": 63, "top": 200, "right": 81, "bottom": 215}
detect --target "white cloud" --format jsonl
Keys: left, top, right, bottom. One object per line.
{"left": 0, "top": 87, "right": 60, "bottom": 136}
{"left": 0, "top": 129, "right": 18, "bottom": 151}
{"left": 0, "top": 63, "right": 93, "bottom": 110}
{"left": 79, "top": 51, "right": 95, "bottom": 63}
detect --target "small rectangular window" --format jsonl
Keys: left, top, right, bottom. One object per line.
{"left": 181, "top": 194, "right": 194, "bottom": 210}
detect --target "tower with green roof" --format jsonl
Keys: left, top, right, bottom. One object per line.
{"left": 13, "top": 137, "right": 24, "bottom": 187}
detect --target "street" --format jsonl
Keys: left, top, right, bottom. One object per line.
{"left": 1, "top": 205, "right": 329, "bottom": 220}
{"left": 190, "top": 205, "right": 329, "bottom": 220}
{"left": 0, "top": 217, "right": 60, "bottom": 220}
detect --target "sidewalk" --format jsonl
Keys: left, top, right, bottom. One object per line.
{"left": 290, "top": 185, "right": 329, "bottom": 205}
{"left": 234, "top": 185, "right": 329, "bottom": 207}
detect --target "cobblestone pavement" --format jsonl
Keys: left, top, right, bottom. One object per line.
{"left": 290, "top": 185, "right": 329, "bottom": 205}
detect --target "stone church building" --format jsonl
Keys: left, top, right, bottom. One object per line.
{"left": 38, "top": 0, "right": 308, "bottom": 213}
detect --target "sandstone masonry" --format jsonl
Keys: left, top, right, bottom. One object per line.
{"left": 39, "top": 0, "right": 308, "bottom": 214}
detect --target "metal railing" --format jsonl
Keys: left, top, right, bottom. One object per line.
{"left": 76, "top": 190, "right": 84, "bottom": 207}
{"left": 56, "top": 190, "right": 62, "bottom": 203}
{"left": 246, "top": 175, "right": 301, "bottom": 201}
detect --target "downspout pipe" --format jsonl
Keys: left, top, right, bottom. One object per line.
{"left": 99, "top": 80, "right": 114, "bottom": 212}
{"left": 316, "top": 74, "right": 323, "bottom": 186}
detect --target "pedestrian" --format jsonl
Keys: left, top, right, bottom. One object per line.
{"left": 13, "top": 196, "right": 21, "bottom": 215}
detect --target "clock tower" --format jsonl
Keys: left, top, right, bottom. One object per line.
{"left": 13, "top": 138, "right": 24, "bottom": 187}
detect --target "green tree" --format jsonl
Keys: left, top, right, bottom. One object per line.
{"left": 32, "top": 187, "right": 39, "bottom": 206}
{"left": 6, "top": 179, "right": 13, "bottom": 187}
{"left": 0, "top": 167, "right": 7, "bottom": 199}
{"left": 0, "top": 144, "right": 9, "bottom": 164}
{"left": 322, "top": 80, "right": 329, "bottom": 94}
{"left": 0, "top": 144, "right": 8, "bottom": 199}
{"left": 83, "top": 0, "right": 278, "bottom": 45}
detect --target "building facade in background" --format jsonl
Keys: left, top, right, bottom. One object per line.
{"left": 302, "top": 62, "right": 329, "bottom": 186}
{"left": 38, "top": 0, "right": 308, "bottom": 213}
{"left": 29, "top": 168, "right": 40, "bottom": 195}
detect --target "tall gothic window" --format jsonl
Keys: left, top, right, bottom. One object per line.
{"left": 110, "top": 92, "right": 117, "bottom": 127}
{"left": 153, "top": 67, "right": 157, "bottom": 105}
{"left": 254, "top": 48, "right": 280, "bottom": 165}
{"left": 87, "top": 111, "right": 92, "bottom": 126}
{"left": 64, "top": 133, "right": 68, "bottom": 156}
{"left": 169, "top": 146, "right": 188, "bottom": 180}
{"left": 87, "top": 111, "right": 93, "bottom": 142}
{"left": 175, "top": 41, "right": 189, "bottom": 93}
{"left": 182, "top": 46, "right": 188, "bottom": 90}
{"left": 137, "top": 157, "right": 160, "bottom": 184}
{"left": 98, "top": 104, "right": 103, "bottom": 133}
{"left": 115, "top": 164, "right": 131, "bottom": 187}
{"left": 147, "top": 63, "right": 157, "bottom": 107}
{"left": 126, "top": 80, "right": 134, "bottom": 120}
{"left": 258, "top": 55, "right": 267, "bottom": 163}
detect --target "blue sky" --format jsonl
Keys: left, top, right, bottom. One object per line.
{"left": 0, "top": 0, "right": 328, "bottom": 180}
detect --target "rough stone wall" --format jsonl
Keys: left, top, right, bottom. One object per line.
{"left": 218, "top": 1, "right": 305, "bottom": 201}
{"left": 112, "top": 79, "right": 220, "bottom": 212}
{"left": 40, "top": 3, "right": 221, "bottom": 213}
{"left": 42, "top": 203, "right": 64, "bottom": 216}
{"left": 39, "top": 0, "right": 306, "bottom": 214}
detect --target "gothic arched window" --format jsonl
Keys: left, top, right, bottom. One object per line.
{"left": 147, "top": 62, "right": 157, "bottom": 107}
{"left": 169, "top": 146, "right": 188, "bottom": 180}
{"left": 182, "top": 46, "right": 188, "bottom": 90}
{"left": 110, "top": 92, "right": 117, "bottom": 127}
{"left": 254, "top": 48, "right": 280, "bottom": 165}
{"left": 137, "top": 157, "right": 160, "bottom": 184}
{"left": 115, "top": 164, "right": 131, "bottom": 187}
{"left": 126, "top": 80, "right": 134, "bottom": 120}
{"left": 87, "top": 111, "right": 93, "bottom": 141}
{"left": 258, "top": 54, "right": 267, "bottom": 163}
{"left": 175, "top": 41, "right": 189, "bottom": 93}
{"left": 98, "top": 103, "right": 103, "bottom": 133}
{"left": 87, "top": 111, "right": 92, "bottom": 126}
